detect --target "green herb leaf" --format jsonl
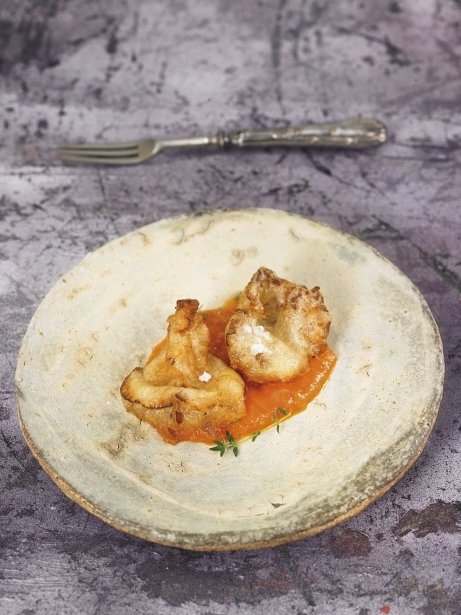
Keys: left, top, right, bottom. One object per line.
{"left": 276, "top": 423, "right": 280, "bottom": 434}
{"left": 251, "top": 431, "right": 261, "bottom": 442}
{"left": 278, "top": 407, "right": 289, "bottom": 416}
{"left": 226, "top": 430, "right": 235, "bottom": 444}
{"left": 232, "top": 446, "right": 239, "bottom": 457}
{"left": 209, "top": 440, "right": 226, "bottom": 456}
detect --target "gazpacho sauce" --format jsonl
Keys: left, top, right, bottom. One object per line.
{"left": 140, "top": 297, "right": 336, "bottom": 444}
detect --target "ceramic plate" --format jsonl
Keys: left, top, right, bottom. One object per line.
{"left": 16, "top": 209, "right": 444, "bottom": 550}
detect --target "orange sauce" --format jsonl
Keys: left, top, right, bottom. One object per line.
{"left": 143, "top": 298, "right": 336, "bottom": 445}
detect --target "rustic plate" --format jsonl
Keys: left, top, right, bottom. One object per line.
{"left": 16, "top": 209, "right": 444, "bottom": 550}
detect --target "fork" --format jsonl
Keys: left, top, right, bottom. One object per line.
{"left": 57, "top": 118, "right": 388, "bottom": 165}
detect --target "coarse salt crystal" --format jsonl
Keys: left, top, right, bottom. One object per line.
{"left": 243, "top": 324, "right": 252, "bottom": 334}
{"left": 251, "top": 342, "right": 266, "bottom": 355}
{"left": 199, "top": 371, "right": 212, "bottom": 382}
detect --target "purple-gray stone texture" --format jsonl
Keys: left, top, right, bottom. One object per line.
{"left": 1, "top": 0, "right": 460, "bottom": 613}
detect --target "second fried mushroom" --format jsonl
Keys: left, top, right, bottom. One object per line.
{"left": 225, "top": 267, "right": 331, "bottom": 383}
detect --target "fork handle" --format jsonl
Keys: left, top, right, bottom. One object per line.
{"left": 224, "top": 118, "right": 388, "bottom": 149}
{"left": 159, "top": 118, "right": 388, "bottom": 153}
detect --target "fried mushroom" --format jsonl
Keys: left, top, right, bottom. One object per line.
{"left": 121, "top": 299, "right": 246, "bottom": 441}
{"left": 225, "top": 267, "right": 331, "bottom": 383}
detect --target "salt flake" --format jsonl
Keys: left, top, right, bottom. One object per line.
{"left": 251, "top": 342, "right": 266, "bottom": 355}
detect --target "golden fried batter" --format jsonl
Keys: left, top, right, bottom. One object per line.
{"left": 121, "top": 299, "right": 246, "bottom": 440}
{"left": 225, "top": 267, "right": 331, "bottom": 383}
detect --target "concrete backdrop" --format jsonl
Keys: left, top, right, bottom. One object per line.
{"left": 1, "top": 1, "right": 460, "bottom": 613}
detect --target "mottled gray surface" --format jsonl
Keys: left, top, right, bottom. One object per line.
{"left": 1, "top": 0, "right": 460, "bottom": 614}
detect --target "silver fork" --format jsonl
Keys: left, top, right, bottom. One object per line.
{"left": 57, "top": 118, "right": 388, "bottom": 165}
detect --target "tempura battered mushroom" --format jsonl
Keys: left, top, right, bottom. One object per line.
{"left": 225, "top": 267, "right": 331, "bottom": 383}
{"left": 121, "top": 299, "right": 246, "bottom": 441}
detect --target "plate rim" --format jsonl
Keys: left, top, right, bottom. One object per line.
{"left": 16, "top": 207, "right": 445, "bottom": 551}
{"left": 17, "top": 408, "right": 440, "bottom": 551}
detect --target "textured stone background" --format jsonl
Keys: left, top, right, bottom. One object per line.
{"left": 1, "top": 0, "right": 461, "bottom": 613}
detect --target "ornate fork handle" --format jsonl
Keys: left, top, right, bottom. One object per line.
{"left": 229, "top": 118, "right": 388, "bottom": 149}
{"left": 160, "top": 118, "right": 388, "bottom": 152}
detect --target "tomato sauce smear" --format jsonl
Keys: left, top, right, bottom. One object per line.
{"left": 145, "top": 298, "right": 336, "bottom": 444}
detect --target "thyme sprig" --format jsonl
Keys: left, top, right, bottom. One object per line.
{"left": 226, "top": 430, "right": 239, "bottom": 457}
{"left": 209, "top": 440, "right": 226, "bottom": 457}
{"left": 209, "top": 430, "right": 239, "bottom": 457}
{"left": 273, "top": 406, "right": 289, "bottom": 434}
{"left": 209, "top": 407, "right": 291, "bottom": 457}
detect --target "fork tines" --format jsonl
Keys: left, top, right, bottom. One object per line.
{"left": 57, "top": 141, "right": 144, "bottom": 165}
